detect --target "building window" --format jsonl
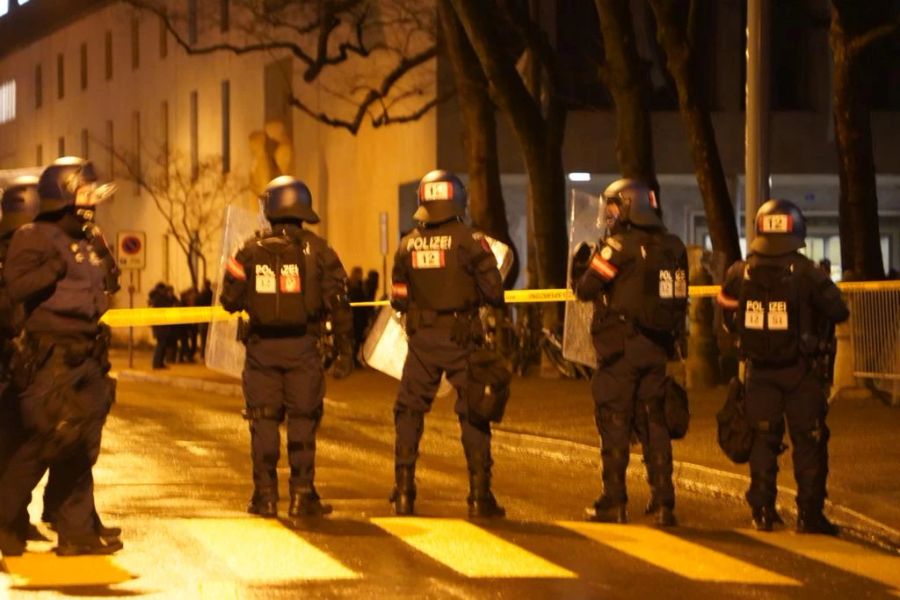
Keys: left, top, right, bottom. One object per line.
{"left": 190, "top": 90, "right": 198, "bottom": 180}
{"left": 35, "top": 144, "right": 42, "bottom": 166}
{"left": 105, "top": 31, "right": 113, "bottom": 80}
{"left": 188, "top": 0, "right": 198, "bottom": 45}
{"left": 133, "top": 111, "right": 141, "bottom": 193}
{"left": 80, "top": 43, "right": 88, "bottom": 90}
{"left": 34, "top": 64, "right": 42, "bottom": 108}
{"left": 0, "top": 79, "right": 16, "bottom": 124}
{"left": 56, "top": 54, "right": 64, "bottom": 99}
{"left": 81, "top": 128, "right": 89, "bottom": 158}
{"left": 159, "top": 13, "right": 168, "bottom": 58}
{"left": 106, "top": 120, "right": 114, "bottom": 178}
{"left": 221, "top": 80, "right": 230, "bottom": 173}
{"left": 131, "top": 18, "right": 140, "bottom": 70}
{"left": 58, "top": 136, "right": 65, "bottom": 156}
{"left": 220, "top": 0, "right": 229, "bottom": 32}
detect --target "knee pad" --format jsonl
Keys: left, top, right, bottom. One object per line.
{"left": 243, "top": 405, "right": 285, "bottom": 422}
{"left": 791, "top": 420, "right": 830, "bottom": 448}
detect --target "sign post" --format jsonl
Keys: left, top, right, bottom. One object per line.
{"left": 379, "top": 212, "right": 388, "bottom": 299}
{"left": 117, "top": 231, "right": 147, "bottom": 369}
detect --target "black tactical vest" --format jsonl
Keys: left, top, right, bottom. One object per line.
{"left": 404, "top": 223, "right": 479, "bottom": 313}
{"left": 0, "top": 235, "right": 20, "bottom": 339}
{"left": 32, "top": 222, "right": 108, "bottom": 323}
{"left": 244, "top": 231, "right": 308, "bottom": 328}
{"left": 736, "top": 261, "right": 805, "bottom": 364}
{"left": 609, "top": 230, "right": 688, "bottom": 333}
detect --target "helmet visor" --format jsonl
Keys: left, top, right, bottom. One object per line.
{"left": 75, "top": 182, "right": 117, "bottom": 207}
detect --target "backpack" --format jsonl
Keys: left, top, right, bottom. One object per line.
{"left": 245, "top": 232, "right": 308, "bottom": 328}
{"left": 736, "top": 262, "right": 801, "bottom": 364}
{"left": 635, "top": 232, "right": 689, "bottom": 334}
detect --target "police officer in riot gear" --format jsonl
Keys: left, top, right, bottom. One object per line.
{"left": 573, "top": 178, "right": 688, "bottom": 527}
{"left": 0, "top": 177, "right": 45, "bottom": 544}
{"left": 221, "top": 175, "right": 353, "bottom": 520}
{"left": 389, "top": 169, "right": 506, "bottom": 518}
{"left": 717, "top": 199, "right": 848, "bottom": 534}
{"left": 0, "top": 157, "right": 121, "bottom": 556}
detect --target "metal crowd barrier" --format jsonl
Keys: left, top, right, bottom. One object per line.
{"left": 841, "top": 281, "right": 900, "bottom": 405}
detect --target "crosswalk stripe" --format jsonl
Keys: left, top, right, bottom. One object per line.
{"left": 182, "top": 518, "right": 359, "bottom": 582}
{"left": 559, "top": 522, "right": 800, "bottom": 586}
{"left": 740, "top": 530, "right": 900, "bottom": 592}
{"left": 371, "top": 517, "right": 577, "bottom": 579}
{"left": 2, "top": 554, "right": 134, "bottom": 589}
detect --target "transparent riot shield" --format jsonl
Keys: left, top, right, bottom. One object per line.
{"left": 205, "top": 204, "right": 269, "bottom": 378}
{"left": 363, "top": 236, "right": 513, "bottom": 396}
{"left": 563, "top": 189, "right": 605, "bottom": 367}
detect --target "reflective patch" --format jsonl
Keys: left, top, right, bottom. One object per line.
{"left": 600, "top": 246, "right": 613, "bottom": 260}
{"left": 391, "top": 282, "right": 408, "bottom": 298}
{"left": 640, "top": 245, "right": 647, "bottom": 259}
{"left": 421, "top": 181, "right": 452, "bottom": 201}
{"left": 412, "top": 250, "right": 446, "bottom": 269}
{"left": 606, "top": 237, "right": 623, "bottom": 251}
{"left": 226, "top": 257, "right": 246, "bottom": 281}
{"left": 255, "top": 264, "right": 276, "bottom": 294}
{"left": 659, "top": 270, "right": 674, "bottom": 299}
{"left": 674, "top": 269, "right": 687, "bottom": 298}
{"left": 407, "top": 235, "right": 453, "bottom": 251}
{"left": 717, "top": 291, "right": 739, "bottom": 309}
{"left": 758, "top": 214, "right": 792, "bottom": 233}
{"left": 279, "top": 264, "right": 301, "bottom": 293}
{"left": 744, "top": 300, "right": 765, "bottom": 330}
{"left": 590, "top": 254, "right": 617, "bottom": 280}
{"left": 767, "top": 301, "right": 789, "bottom": 330}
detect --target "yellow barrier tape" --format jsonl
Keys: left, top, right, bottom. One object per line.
{"left": 97, "top": 280, "right": 898, "bottom": 328}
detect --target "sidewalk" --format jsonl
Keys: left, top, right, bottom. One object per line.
{"left": 111, "top": 347, "right": 900, "bottom": 550}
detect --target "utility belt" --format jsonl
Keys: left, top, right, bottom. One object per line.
{"left": 407, "top": 306, "right": 481, "bottom": 347}
{"left": 745, "top": 357, "right": 800, "bottom": 370}
{"left": 239, "top": 319, "right": 321, "bottom": 341}
{"left": 13, "top": 325, "right": 111, "bottom": 390}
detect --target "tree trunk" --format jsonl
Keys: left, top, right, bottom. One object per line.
{"left": 649, "top": 0, "right": 742, "bottom": 266}
{"left": 830, "top": 3, "right": 886, "bottom": 280}
{"left": 595, "top": 0, "right": 658, "bottom": 190}
{"left": 438, "top": 0, "right": 519, "bottom": 285}
{"left": 449, "top": 0, "right": 568, "bottom": 290}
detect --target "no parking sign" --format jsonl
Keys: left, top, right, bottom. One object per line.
{"left": 117, "top": 230, "right": 146, "bottom": 270}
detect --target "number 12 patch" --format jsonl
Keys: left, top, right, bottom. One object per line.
{"left": 412, "top": 250, "right": 446, "bottom": 269}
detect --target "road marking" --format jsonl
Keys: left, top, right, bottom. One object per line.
{"left": 174, "top": 440, "right": 212, "bottom": 457}
{"left": 559, "top": 522, "right": 799, "bottom": 586}
{"left": 198, "top": 580, "right": 242, "bottom": 599}
{"left": 371, "top": 517, "right": 576, "bottom": 579}
{"left": 183, "top": 518, "right": 359, "bottom": 582}
{"left": 2, "top": 554, "right": 134, "bottom": 589}
{"left": 741, "top": 530, "right": 900, "bottom": 592}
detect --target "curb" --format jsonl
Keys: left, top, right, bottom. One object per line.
{"left": 491, "top": 427, "right": 900, "bottom": 555}
{"left": 112, "top": 369, "right": 900, "bottom": 554}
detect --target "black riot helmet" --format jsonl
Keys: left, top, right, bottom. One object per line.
{"left": 750, "top": 199, "right": 807, "bottom": 256}
{"left": 0, "top": 175, "right": 40, "bottom": 236}
{"left": 602, "top": 178, "right": 663, "bottom": 229}
{"left": 37, "top": 156, "right": 115, "bottom": 215}
{"left": 414, "top": 169, "right": 467, "bottom": 224}
{"left": 262, "top": 176, "right": 320, "bottom": 224}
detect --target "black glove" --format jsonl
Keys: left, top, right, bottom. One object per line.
{"left": 331, "top": 337, "right": 354, "bottom": 379}
{"left": 570, "top": 242, "right": 594, "bottom": 285}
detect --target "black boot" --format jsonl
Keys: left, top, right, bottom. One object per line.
{"left": 797, "top": 509, "right": 838, "bottom": 536}
{"left": 94, "top": 513, "right": 122, "bottom": 541}
{"left": 467, "top": 472, "right": 505, "bottom": 519}
{"left": 751, "top": 505, "right": 784, "bottom": 532}
{"left": 247, "top": 488, "right": 278, "bottom": 518}
{"left": 390, "top": 465, "right": 416, "bottom": 516}
{"left": 57, "top": 534, "right": 124, "bottom": 557}
{"left": 645, "top": 499, "right": 677, "bottom": 527}
{"left": 289, "top": 485, "right": 333, "bottom": 518}
{"left": 0, "top": 528, "right": 26, "bottom": 557}
{"left": 585, "top": 495, "right": 628, "bottom": 523}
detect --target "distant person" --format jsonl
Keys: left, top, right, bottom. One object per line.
{"left": 348, "top": 267, "right": 367, "bottom": 365}
{"left": 196, "top": 279, "right": 214, "bottom": 359}
{"left": 818, "top": 258, "right": 832, "bottom": 279}
{"left": 179, "top": 286, "right": 199, "bottom": 363}
{"left": 149, "top": 282, "right": 175, "bottom": 369}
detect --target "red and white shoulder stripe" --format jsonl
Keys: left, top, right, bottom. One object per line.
{"left": 391, "top": 282, "right": 408, "bottom": 298}
{"left": 590, "top": 254, "right": 618, "bottom": 280}
{"left": 716, "top": 290, "right": 739, "bottom": 309}
{"left": 226, "top": 257, "right": 246, "bottom": 281}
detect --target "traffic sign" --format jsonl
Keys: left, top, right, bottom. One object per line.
{"left": 117, "top": 230, "right": 146, "bottom": 270}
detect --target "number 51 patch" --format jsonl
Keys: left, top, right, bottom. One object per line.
{"left": 412, "top": 250, "right": 446, "bottom": 269}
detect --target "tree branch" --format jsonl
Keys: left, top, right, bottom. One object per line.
{"left": 848, "top": 19, "right": 900, "bottom": 57}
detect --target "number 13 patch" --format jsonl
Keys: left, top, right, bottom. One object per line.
{"left": 412, "top": 250, "right": 446, "bottom": 269}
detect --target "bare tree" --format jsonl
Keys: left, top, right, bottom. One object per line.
{"left": 829, "top": 0, "right": 898, "bottom": 279}
{"left": 648, "top": 0, "right": 741, "bottom": 266}
{"left": 128, "top": 0, "right": 445, "bottom": 134}
{"left": 449, "top": 0, "right": 569, "bottom": 297}
{"left": 110, "top": 144, "right": 248, "bottom": 287}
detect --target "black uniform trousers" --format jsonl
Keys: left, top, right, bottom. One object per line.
{"left": 242, "top": 335, "right": 324, "bottom": 500}
{"left": 591, "top": 331, "right": 674, "bottom": 507}
{"left": 0, "top": 353, "right": 112, "bottom": 542}
{"left": 394, "top": 327, "right": 492, "bottom": 474}
{"left": 744, "top": 360, "right": 829, "bottom": 513}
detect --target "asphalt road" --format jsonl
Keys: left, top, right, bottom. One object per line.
{"left": 2, "top": 378, "right": 899, "bottom": 599}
